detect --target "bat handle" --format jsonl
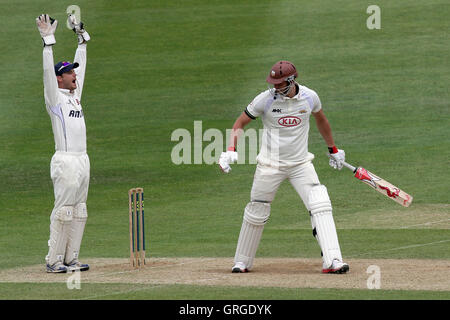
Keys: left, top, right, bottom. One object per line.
{"left": 326, "top": 153, "right": 357, "bottom": 173}
{"left": 341, "top": 161, "right": 357, "bottom": 173}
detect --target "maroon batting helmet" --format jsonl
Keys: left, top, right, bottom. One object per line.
{"left": 266, "top": 61, "right": 298, "bottom": 84}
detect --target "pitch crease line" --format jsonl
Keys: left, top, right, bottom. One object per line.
{"left": 349, "top": 239, "right": 450, "bottom": 257}
{"left": 400, "top": 219, "right": 450, "bottom": 229}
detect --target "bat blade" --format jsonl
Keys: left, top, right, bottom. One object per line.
{"left": 353, "top": 166, "right": 413, "bottom": 207}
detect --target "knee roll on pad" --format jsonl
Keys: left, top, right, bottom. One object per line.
{"left": 243, "top": 202, "right": 271, "bottom": 226}
{"left": 308, "top": 185, "right": 332, "bottom": 215}
{"left": 74, "top": 203, "right": 88, "bottom": 219}
{"left": 54, "top": 206, "right": 74, "bottom": 222}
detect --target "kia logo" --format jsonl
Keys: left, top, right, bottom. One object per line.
{"left": 278, "top": 116, "right": 301, "bottom": 127}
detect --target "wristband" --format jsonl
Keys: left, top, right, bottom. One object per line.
{"left": 42, "top": 35, "right": 56, "bottom": 46}
{"left": 328, "top": 146, "right": 338, "bottom": 154}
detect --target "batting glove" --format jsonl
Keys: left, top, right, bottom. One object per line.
{"left": 218, "top": 150, "right": 238, "bottom": 173}
{"left": 36, "top": 14, "right": 58, "bottom": 46}
{"left": 328, "top": 146, "right": 345, "bottom": 170}
{"left": 68, "top": 14, "right": 90, "bottom": 44}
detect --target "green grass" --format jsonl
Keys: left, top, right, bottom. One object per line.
{"left": 0, "top": 0, "right": 448, "bottom": 301}
{"left": 0, "top": 283, "right": 448, "bottom": 300}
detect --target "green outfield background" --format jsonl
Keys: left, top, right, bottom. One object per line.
{"left": 0, "top": 0, "right": 448, "bottom": 300}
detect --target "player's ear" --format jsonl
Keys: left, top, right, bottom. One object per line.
{"left": 56, "top": 75, "right": 63, "bottom": 85}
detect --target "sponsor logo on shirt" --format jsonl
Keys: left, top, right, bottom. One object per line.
{"left": 68, "top": 110, "right": 84, "bottom": 118}
{"left": 272, "top": 108, "right": 282, "bottom": 113}
{"left": 278, "top": 116, "right": 301, "bottom": 127}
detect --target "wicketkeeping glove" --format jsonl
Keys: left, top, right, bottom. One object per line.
{"left": 218, "top": 150, "right": 238, "bottom": 173}
{"left": 67, "top": 14, "right": 90, "bottom": 44}
{"left": 328, "top": 147, "right": 345, "bottom": 170}
{"left": 36, "top": 14, "right": 58, "bottom": 46}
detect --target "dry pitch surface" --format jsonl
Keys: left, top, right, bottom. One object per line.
{"left": 0, "top": 258, "right": 449, "bottom": 291}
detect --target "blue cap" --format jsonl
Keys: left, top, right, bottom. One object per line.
{"left": 54, "top": 61, "right": 79, "bottom": 76}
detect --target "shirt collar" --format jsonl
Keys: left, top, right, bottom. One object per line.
{"left": 59, "top": 88, "right": 74, "bottom": 96}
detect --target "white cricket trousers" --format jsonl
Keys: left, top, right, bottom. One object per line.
{"left": 251, "top": 161, "right": 320, "bottom": 205}
{"left": 50, "top": 151, "right": 90, "bottom": 220}
{"left": 233, "top": 160, "right": 322, "bottom": 269}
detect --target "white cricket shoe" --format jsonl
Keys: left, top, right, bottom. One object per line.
{"left": 46, "top": 262, "right": 68, "bottom": 273}
{"left": 322, "top": 259, "right": 349, "bottom": 274}
{"left": 232, "top": 262, "right": 248, "bottom": 273}
{"left": 65, "top": 260, "right": 90, "bottom": 272}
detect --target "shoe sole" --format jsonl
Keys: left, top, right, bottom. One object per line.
{"left": 322, "top": 264, "right": 349, "bottom": 274}
{"left": 232, "top": 267, "right": 248, "bottom": 273}
{"left": 46, "top": 268, "right": 68, "bottom": 273}
{"left": 67, "top": 266, "right": 90, "bottom": 272}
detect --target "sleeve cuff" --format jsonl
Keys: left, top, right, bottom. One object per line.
{"left": 244, "top": 108, "right": 256, "bottom": 120}
{"left": 42, "top": 35, "right": 56, "bottom": 46}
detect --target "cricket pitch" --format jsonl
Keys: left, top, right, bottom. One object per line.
{"left": 0, "top": 258, "right": 448, "bottom": 292}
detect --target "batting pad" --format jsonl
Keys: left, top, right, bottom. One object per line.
{"left": 308, "top": 185, "right": 343, "bottom": 268}
{"left": 46, "top": 206, "right": 73, "bottom": 266}
{"left": 65, "top": 203, "right": 88, "bottom": 264}
{"left": 234, "top": 202, "right": 270, "bottom": 270}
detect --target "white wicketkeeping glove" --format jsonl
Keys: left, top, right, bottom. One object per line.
{"left": 329, "top": 149, "right": 345, "bottom": 170}
{"left": 218, "top": 151, "right": 238, "bottom": 173}
{"left": 36, "top": 14, "right": 58, "bottom": 46}
{"left": 68, "top": 14, "right": 90, "bottom": 44}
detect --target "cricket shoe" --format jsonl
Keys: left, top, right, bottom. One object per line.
{"left": 322, "top": 259, "right": 349, "bottom": 274}
{"left": 232, "top": 262, "right": 249, "bottom": 273}
{"left": 65, "top": 260, "right": 90, "bottom": 272}
{"left": 46, "top": 262, "right": 68, "bottom": 273}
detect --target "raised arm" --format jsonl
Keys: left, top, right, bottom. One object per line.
{"left": 36, "top": 14, "right": 59, "bottom": 107}
{"left": 73, "top": 44, "right": 87, "bottom": 98}
{"left": 68, "top": 14, "right": 90, "bottom": 98}
{"left": 42, "top": 46, "right": 59, "bottom": 107}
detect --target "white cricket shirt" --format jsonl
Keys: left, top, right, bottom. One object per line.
{"left": 245, "top": 84, "right": 322, "bottom": 167}
{"left": 42, "top": 45, "right": 87, "bottom": 153}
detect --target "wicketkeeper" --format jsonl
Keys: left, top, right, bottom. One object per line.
{"left": 36, "top": 13, "right": 91, "bottom": 273}
{"left": 219, "top": 61, "right": 349, "bottom": 274}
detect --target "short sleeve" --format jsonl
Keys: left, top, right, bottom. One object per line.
{"left": 245, "top": 92, "right": 269, "bottom": 119}
{"left": 301, "top": 87, "right": 322, "bottom": 113}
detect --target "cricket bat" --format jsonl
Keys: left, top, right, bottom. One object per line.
{"left": 341, "top": 161, "right": 413, "bottom": 207}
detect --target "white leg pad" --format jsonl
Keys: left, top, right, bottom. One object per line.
{"left": 234, "top": 202, "right": 270, "bottom": 270}
{"left": 308, "top": 185, "right": 343, "bottom": 268}
{"left": 46, "top": 206, "right": 73, "bottom": 266}
{"left": 65, "top": 203, "right": 88, "bottom": 264}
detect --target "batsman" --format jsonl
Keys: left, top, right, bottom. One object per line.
{"left": 36, "top": 13, "right": 91, "bottom": 273}
{"left": 219, "top": 61, "right": 349, "bottom": 274}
